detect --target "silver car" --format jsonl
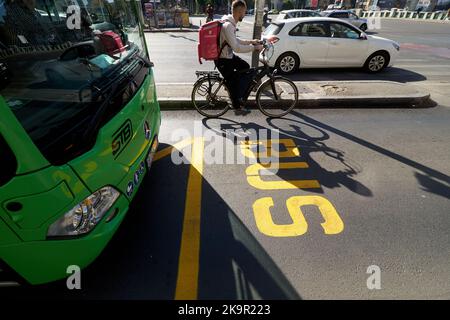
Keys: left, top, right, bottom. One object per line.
{"left": 321, "top": 10, "right": 368, "bottom": 31}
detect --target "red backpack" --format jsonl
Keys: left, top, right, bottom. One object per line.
{"left": 99, "top": 31, "right": 125, "bottom": 57}
{"left": 197, "top": 20, "right": 227, "bottom": 64}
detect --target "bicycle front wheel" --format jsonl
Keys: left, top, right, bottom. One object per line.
{"left": 256, "top": 76, "right": 298, "bottom": 118}
{"left": 191, "top": 77, "right": 231, "bottom": 118}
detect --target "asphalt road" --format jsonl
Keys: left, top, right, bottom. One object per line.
{"left": 147, "top": 17, "right": 450, "bottom": 106}
{"left": 1, "top": 18, "right": 449, "bottom": 300}
{"left": 2, "top": 106, "right": 450, "bottom": 300}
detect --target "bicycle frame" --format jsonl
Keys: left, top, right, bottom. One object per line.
{"left": 238, "top": 63, "right": 279, "bottom": 102}
{"left": 195, "top": 71, "right": 228, "bottom": 105}
{"left": 194, "top": 40, "right": 280, "bottom": 106}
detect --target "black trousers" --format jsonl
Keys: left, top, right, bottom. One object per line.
{"left": 214, "top": 55, "right": 253, "bottom": 107}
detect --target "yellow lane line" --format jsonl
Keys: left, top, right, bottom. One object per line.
{"left": 174, "top": 137, "right": 204, "bottom": 300}
{"left": 154, "top": 138, "right": 194, "bottom": 162}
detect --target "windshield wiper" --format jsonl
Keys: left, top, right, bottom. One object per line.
{"left": 80, "top": 63, "right": 144, "bottom": 144}
{"left": 80, "top": 80, "right": 121, "bottom": 145}
{"left": 79, "top": 48, "right": 152, "bottom": 144}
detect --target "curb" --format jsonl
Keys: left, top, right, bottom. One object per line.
{"left": 158, "top": 94, "right": 433, "bottom": 111}
{"left": 144, "top": 28, "right": 199, "bottom": 33}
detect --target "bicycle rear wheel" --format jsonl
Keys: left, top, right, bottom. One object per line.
{"left": 256, "top": 76, "right": 298, "bottom": 118}
{"left": 191, "top": 77, "right": 231, "bottom": 118}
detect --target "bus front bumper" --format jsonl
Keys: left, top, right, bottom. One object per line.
{"left": 0, "top": 194, "right": 130, "bottom": 285}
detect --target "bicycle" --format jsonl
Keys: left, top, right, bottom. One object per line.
{"left": 191, "top": 39, "right": 299, "bottom": 118}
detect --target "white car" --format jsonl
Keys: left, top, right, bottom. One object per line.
{"left": 320, "top": 10, "right": 369, "bottom": 31}
{"left": 261, "top": 17, "right": 400, "bottom": 74}
{"left": 275, "top": 9, "right": 322, "bottom": 21}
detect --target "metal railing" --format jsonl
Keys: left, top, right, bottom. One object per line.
{"left": 359, "top": 9, "right": 450, "bottom": 21}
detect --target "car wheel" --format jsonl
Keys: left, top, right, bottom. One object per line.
{"left": 364, "top": 52, "right": 389, "bottom": 73}
{"left": 360, "top": 23, "right": 367, "bottom": 31}
{"left": 275, "top": 52, "right": 299, "bottom": 74}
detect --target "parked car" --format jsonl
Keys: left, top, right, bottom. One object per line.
{"left": 321, "top": 10, "right": 368, "bottom": 31}
{"left": 275, "top": 9, "right": 322, "bottom": 21}
{"left": 261, "top": 17, "right": 400, "bottom": 74}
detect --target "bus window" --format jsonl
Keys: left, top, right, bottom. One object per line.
{"left": 0, "top": 134, "right": 17, "bottom": 187}
{"left": 0, "top": 0, "right": 150, "bottom": 164}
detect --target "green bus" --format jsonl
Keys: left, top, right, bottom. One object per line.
{"left": 0, "top": 0, "right": 160, "bottom": 285}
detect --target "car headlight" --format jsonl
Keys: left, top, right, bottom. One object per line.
{"left": 392, "top": 42, "right": 400, "bottom": 51}
{"left": 47, "top": 186, "right": 120, "bottom": 238}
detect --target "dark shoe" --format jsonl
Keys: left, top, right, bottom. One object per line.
{"left": 232, "top": 98, "right": 245, "bottom": 109}
{"left": 234, "top": 105, "right": 250, "bottom": 115}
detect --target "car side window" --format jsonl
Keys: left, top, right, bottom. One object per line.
{"left": 330, "top": 23, "right": 360, "bottom": 39}
{"left": 289, "top": 22, "right": 328, "bottom": 37}
{"left": 332, "top": 12, "right": 349, "bottom": 19}
{"left": 350, "top": 13, "right": 359, "bottom": 19}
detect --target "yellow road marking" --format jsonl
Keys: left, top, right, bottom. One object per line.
{"left": 174, "top": 137, "right": 204, "bottom": 300}
{"left": 287, "top": 196, "right": 344, "bottom": 235}
{"left": 253, "top": 197, "right": 308, "bottom": 237}
{"left": 151, "top": 138, "right": 204, "bottom": 299}
{"left": 154, "top": 138, "right": 194, "bottom": 162}
{"left": 253, "top": 195, "right": 344, "bottom": 237}
{"left": 240, "top": 138, "right": 300, "bottom": 159}
{"left": 246, "top": 162, "right": 321, "bottom": 190}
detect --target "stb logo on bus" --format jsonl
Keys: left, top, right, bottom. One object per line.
{"left": 112, "top": 119, "right": 133, "bottom": 159}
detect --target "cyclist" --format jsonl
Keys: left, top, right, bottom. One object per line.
{"left": 215, "top": 0, "right": 263, "bottom": 114}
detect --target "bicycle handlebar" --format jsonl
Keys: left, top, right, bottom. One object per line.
{"left": 258, "top": 39, "right": 273, "bottom": 62}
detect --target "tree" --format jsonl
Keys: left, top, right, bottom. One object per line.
{"left": 282, "top": 0, "right": 295, "bottom": 10}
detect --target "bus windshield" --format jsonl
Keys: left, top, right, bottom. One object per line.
{"left": 0, "top": 0, "right": 149, "bottom": 165}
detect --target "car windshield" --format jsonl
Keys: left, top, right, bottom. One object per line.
{"left": 0, "top": 0, "right": 149, "bottom": 164}
{"left": 263, "top": 23, "right": 284, "bottom": 36}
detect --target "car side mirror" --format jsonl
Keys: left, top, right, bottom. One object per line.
{"left": 359, "top": 33, "right": 367, "bottom": 40}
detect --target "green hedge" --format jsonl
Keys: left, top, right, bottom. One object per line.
{"left": 282, "top": 0, "right": 295, "bottom": 10}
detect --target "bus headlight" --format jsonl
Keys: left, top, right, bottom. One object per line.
{"left": 47, "top": 186, "right": 120, "bottom": 238}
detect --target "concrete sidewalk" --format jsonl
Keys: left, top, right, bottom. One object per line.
{"left": 143, "top": 15, "right": 209, "bottom": 33}
{"left": 156, "top": 80, "right": 432, "bottom": 110}
{"left": 144, "top": 27, "right": 199, "bottom": 33}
